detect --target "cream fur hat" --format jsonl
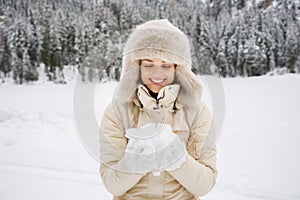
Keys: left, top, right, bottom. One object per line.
{"left": 115, "top": 19, "right": 202, "bottom": 107}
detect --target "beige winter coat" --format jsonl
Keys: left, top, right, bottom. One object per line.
{"left": 99, "top": 19, "right": 217, "bottom": 200}
{"left": 100, "top": 84, "right": 217, "bottom": 199}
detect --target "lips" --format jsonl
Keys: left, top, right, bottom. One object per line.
{"left": 149, "top": 78, "right": 166, "bottom": 85}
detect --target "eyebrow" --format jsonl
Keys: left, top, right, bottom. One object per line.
{"left": 142, "top": 59, "right": 156, "bottom": 62}
{"left": 141, "top": 59, "right": 168, "bottom": 63}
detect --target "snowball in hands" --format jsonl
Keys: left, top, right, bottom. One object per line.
{"left": 125, "top": 123, "right": 187, "bottom": 175}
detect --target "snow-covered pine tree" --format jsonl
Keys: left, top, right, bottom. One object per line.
{"left": 50, "top": 24, "right": 64, "bottom": 83}
{"left": 193, "top": 8, "right": 214, "bottom": 75}
{"left": 40, "top": 4, "right": 51, "bottom": 76}
{"left": 0, "top": 11, "right": 12, "bottom": 81}
{"left": 27, "top": 9, "right": 39, "bottom": 72}
{"left": 75, "top": 29, "right": 85, "bottom": 82}
{"left": 23, "top": 47, "right": 38, "bottom": 82}
{"left": 11, "top": 17, "right": 28, "bottom": 84}
{"left": 216, "top": 37, "right": 230, "bottom": 77}
{"left": 259, "top": 8, "right": 276, "bottom": 73}
{"left": 276, "top": 0, "right": 291, "bottom": 70}
{"left": 283, "top": 0, "right": 300, "bottom": 73}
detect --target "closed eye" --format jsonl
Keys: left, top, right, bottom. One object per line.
{"left": 162, "top": 65, "right": 171, "bottom": 69}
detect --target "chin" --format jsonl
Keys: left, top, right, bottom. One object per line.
{"left": 150, "top": 88, "right": 160, "bottom": 93}
{"left": 148, "top": 85, "right": 162, "bottom": 93}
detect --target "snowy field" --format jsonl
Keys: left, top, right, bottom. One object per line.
{"left": 0, "top": 74, "right": 300, "bottom": 200}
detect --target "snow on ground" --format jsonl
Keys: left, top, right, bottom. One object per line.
{"left": 0, "top": 74, "right": 300, "bottom": 200}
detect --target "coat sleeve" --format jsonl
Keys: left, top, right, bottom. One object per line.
{"left": 99, "top": 102, "right": 143, "bottom": 196}
{"left": 169, "top": 102, "right": 218, "bottom": 197}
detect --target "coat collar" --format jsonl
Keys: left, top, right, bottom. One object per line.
{"left": 132, "top": 84, "right": 183, "bottom": 112}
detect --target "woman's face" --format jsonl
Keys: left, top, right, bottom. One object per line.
{"left": 140, "top": 58, "right": 176, "bottom": 93}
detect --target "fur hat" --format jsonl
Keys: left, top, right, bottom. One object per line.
{"left": 115, "top": 19, "right": 202, "bottom": 108}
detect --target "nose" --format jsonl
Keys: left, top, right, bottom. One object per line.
{"left": 152, "top": 65, "right": 164, "bottom": 76}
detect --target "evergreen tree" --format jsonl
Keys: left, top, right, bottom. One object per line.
{"left": 226, "top": 25, "right": 239, "bottom": 76}
{"left": 40, "top": 4, "right": 51, "bottom": 73}
{"left": 0, "top": 13, "right": 12, "bottom": 80}
{"left": 48, "top": 25, "right": 63, "bottom": 82}
{"left": 284, "top": 1, "right": 300, "bottom": 72}
{"left": 28, "top": 9, "right": 39, "bottom": 71}
{"left": 193, "top": 10, "right": 214, "bottom": 74}
{"left": 75, "top": 29, "right": 86, "bottom": 82}
{"left": 23, "top": 47, "right": 38, "bottom": 82}
{"left": 215, "top": 37, "right": 230, "bottom": 77}
{"left": 260, "top": 10, "right": 276, "bottom": 72}
{"left": 10, "top": 18, "right": 27, "bottom": 84}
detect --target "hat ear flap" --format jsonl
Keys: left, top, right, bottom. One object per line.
{"left": 175, "top": 66, "right": 202, "bottom": 107}
{"left": 113, "top": 63, "right": 140, "bottom": 103}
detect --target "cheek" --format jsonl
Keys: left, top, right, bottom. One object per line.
{"left": 140, "top": 69, "right": 149, "bottom": 83}
{"left": 167, "top": 71, "right": 175, "bottom": 82}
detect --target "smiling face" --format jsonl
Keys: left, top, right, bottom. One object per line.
{"left": 140, "top": 58, "right": 176, "bottom": 93}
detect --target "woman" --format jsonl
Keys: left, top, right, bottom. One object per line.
{"left": 99, "top": 19, "right": 217, "bottom": 200}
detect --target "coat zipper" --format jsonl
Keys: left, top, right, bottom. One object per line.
{"left": 153, "top": 99, "right": 160, "bottom": 110}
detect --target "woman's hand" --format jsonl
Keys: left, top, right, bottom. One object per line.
{"left": 125, "top": 123, "right": 187, "bottom": 175}
{"left": 124, "top": 136, "right": 157, "bottom": 174}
